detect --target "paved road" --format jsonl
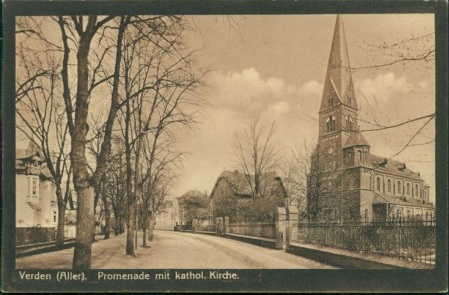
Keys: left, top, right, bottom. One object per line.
{"left": 16, "top": 230, "right": 335, "bottom": 269}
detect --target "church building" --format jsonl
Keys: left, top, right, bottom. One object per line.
{"left": 307, "top": 16, "right": 435, "bottom": 223}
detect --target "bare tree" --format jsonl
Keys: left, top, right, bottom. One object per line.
{"left": 115, "top": 16, "right": 203, "bottom": 255}
{"left": 15, "top": 45, "right": 73, "bottom": 248}
{"left": 232, "top": 117, "right": 280, "bottom": 199}
{"left": 54, "top": 16, "right": 131, "bottom": 269}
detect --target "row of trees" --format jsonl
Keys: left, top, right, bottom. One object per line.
{"left": 16, "top": 15, "right": 203, "bottom": 269}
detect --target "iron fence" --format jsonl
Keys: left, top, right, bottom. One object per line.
{"left": 294, "top": 219, "right": 436, "bottom": 264}
{"left": 195, "top": 224, "right": 216, "bottom": 232}
{"left": 227, "top": 222, "right": 277, "bottom": 239}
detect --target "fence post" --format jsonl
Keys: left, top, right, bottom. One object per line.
{"left": 288, "top": 206, "right": 299, "bottom": 246}
{"left": 224, "top": 216, "right": 229, "bottom": 235}
{"left": 216, "top": 217, "right": 223, "bottom": 236}
{"left": 276, "top": 207, "right": 287, "bottom": 249}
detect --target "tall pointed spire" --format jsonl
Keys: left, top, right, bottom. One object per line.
{"left": 320, "top": 15, "right": 357, "bottom": 111}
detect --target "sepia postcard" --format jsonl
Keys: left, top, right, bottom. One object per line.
{"left": 2, "top": 0, "right": 448, "bottom": 292}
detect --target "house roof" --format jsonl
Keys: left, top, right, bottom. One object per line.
{"left": 211, "top": 170, "right": 287, "bottom": 198}
{"left": 373, "top": 193, "right": 434, "bottom": 209}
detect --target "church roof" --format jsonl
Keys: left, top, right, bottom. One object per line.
{"left": 373, "top": 193, "right": 434, "bottom": 208}
{"left": 320, "top": 15, "right": 357, "bottom": 111}
{"left": 368, "top": 154, "right": 426, "bottom": 182}
{"left": 344, "top": 131, "right": 370, "bottom": 148}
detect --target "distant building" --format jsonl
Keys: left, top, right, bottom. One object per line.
{"left": 16, "top": 140, "right": 58, "bottom": 229}
{"left": 210, "top": 170, "right": 288, "bottom": 221}
{"left": 154, "top": 199, "right": 180, "bottom": 230}
{"left": 308, "top": 16, "right": 435, "bottom": 222}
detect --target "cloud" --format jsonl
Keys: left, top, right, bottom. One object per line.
{"left": 268, "top": 101, "right": 291, "bottom": 116}
{"left": 297, "top": 80, "right": 322, "bottom": 97}
{"left": 205, "top": 68, "right": 322, "bottom": 119}
{"left": 358, "top": 72, "right": 413, "bottom": 101}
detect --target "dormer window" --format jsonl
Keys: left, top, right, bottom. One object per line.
{"left": 328, "top": 98, "right": 334, "bottom": 107}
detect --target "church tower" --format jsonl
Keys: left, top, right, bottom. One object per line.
{"left": 318, "top": 15, "right": 359, "bottom": 169}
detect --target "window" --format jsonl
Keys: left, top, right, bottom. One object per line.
{"left": 358, "top": 150, "right": 362, "bottom": 161}
{"left": 53, "top": 210, "right": 57, "bottom": 223}
{"left": 347, "top": 151, "right": 353, "bottom": 165}
{"left": 346, "top": 115, "right": 353, "bottom": 130}
{"left": 407, "top": 183, "right": 410, "bottom": 195}
{"left": 415, "top": 184, "right": 419, "bottom": 197}
{"left": 364, "top": 209, "right": 368, "bottom": 222}
{"left": 329, "top": 97, "right": 334, "bottom": 107}
{"left": 387, "top": 179, "right": 391, "bottom": 193}
{"left": 398, "top": 181, "right": 401, "bottom": 194}
{"left": 326, "top": 116, "right": 336, "bottom": 133}
{"left": 376, "top": 177, "right": 381, "bottom": 192}
{"left": 32, "top": 179, "right": 37, "bottom": 196}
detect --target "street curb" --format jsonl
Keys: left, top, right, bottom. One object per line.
{"left": 223, "top": 233, "right": 280, "bottom": 249}
{"left": 16, "top": 241, "right": 76, "bottom": 258}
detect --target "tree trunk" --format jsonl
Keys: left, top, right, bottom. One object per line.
{"left": 56, "top": 203, "right": 66, "bottom": 248}
{"left": 119, "top": 217, "right": 125, "bottom": 234}
{"left": 148, "top": 213, "right": 154, "bottom": 242}
{"left": 142, "top": 214, "right": 148, "bottom": 246}
{"left": 55, "top": 186, "right": 66, "bottom": 248}
{"left": 72, "top": 187, "right": 94, "bottom": 270}
{"left": 115, "top": 217, "right": 120, "bottom": 236}
{"left": 126, "top": 201, "right": 136, "bottom": 255}
{"left": 72, "top": 34, "right": 95, "bottom": 270}
{"left": 104, "top": 204, "right": 111, "bottom": 239}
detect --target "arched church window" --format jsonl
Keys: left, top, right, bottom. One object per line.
{"left": 326, "top": 116, "right": 336, "bottom": 133}
{"left": 358, "top": 150, "right": 362, "bottom": 161}
{"left": 346, "top": 115, "right": 353, "bottom": 131}
{"left": 398, "top": 181, "right": 401, "bottom": 194}
{"left": 407, "top": 183, "right": 410, "bottom": 195}
{"left": 376, "top": 177, "right": 381, "bottom": 192}
{"left": 415, "top": 184, "right": 419, "bottom": 197}
{"left": 387, "top": 179, "right": 391, "bottom": 193}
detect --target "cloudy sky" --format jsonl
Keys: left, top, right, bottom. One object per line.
{"left": 169, "top": 14, "right": 436, "bottom": 201}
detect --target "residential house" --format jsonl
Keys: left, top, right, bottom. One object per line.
{"left": 209, "top": 170, "right": 288, "bottom": 222}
